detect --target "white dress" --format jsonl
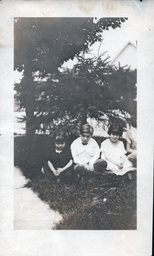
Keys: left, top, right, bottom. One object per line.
{"left": 101, "top": 138, "right": 134, "bottom": 175}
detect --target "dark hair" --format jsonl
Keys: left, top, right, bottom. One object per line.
{"left": 54, "top": 131, "right": 66, "bottom": 144}
{"left": 55, "top": 136, "right": 65, "bottom": 144}
{"left": 108, "top": 123, "right": 123, "bottom": 137}
{"left": 80, "top": 124, "right": 93, "bottom": 136}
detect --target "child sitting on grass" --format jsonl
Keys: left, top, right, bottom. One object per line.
{"left": 126, "top": 116, "right": 137, "bottom": 167}
{"left": 100, "top": 123, "right": 136, "bottom": 176}
{"left": 71, "top": 124, "right": 106, "bottom": 176}
{"left": 41, "top": 131, "right": 73, "bottom": 179}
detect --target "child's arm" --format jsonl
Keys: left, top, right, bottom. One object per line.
{"left": 71, "top": 144, "right": 88, "bottom": 165}
{"left": 127, "top": 150, "right": 137, "bottom": 160}
{"left": 57, "top": 159, "right": 73, "bottom": 174}
{"left": 126, "top": 141, "right": 136, "bottom": 154}
{"left": 88, "top": 144, "right": 100, "bottom": 167}
{"left": 72, "top": 155, "right": 88, "bottom": 165}
{"left": 119, "top": 155, "right": 126, "bottom": 169}
{"left": 71, "top": 153, "right": 88, "bottom": 165}
{"left": 48, "top": 160, "right": 58, "bottom": 176}
{"left": 126, "top": 130, "right": 137, "bottom": 153}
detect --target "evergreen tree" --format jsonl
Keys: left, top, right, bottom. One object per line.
{"left": 32, "top": 56, "right": 136, "bottom": 132}
{"left": 14, "top": 17, "right": 127, "bottom": 135}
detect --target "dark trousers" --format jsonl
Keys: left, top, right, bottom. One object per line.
{"left": 73, "top": 159, "right": 107, "bottom": 178}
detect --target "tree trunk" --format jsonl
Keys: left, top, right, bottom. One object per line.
{"left": 22, "top": 67, "right": 36, "bottom": 161}
{"left": 24, "top": 68, "right": 35, "bottom": 137}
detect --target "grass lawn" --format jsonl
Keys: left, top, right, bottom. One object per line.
{"left": 14, "top": 134, "right": 137, "bottom": 230}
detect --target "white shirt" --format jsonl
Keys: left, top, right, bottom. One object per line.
{"left": 71, "top": 137, "right": 100, "bottom": 166}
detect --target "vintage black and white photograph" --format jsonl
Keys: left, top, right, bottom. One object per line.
{"left": 14, "top": 17, "right": 137, "bottom": 230}
{"left": 0, "top": 0, "right": 153, "bottom": 255}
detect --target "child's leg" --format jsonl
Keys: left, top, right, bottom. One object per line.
{"left": 73, "top": 164, "right": 89, "bottom": 175}
{"left": 58, "top": 167, "right": 74, "bottom": 180}
{"left": 73, "top": 164, "right": 102, "bottom": 178}
{"left": 93, "top": 159, "right": 107, "bottom": 173}
{"left": 107, "top": 161, "right": 119, "bottom": 172}
{"left": 47, "top": 161, "right": 59, "bottom": 176}
{"left": 110, "top": 157, "right": 136, "bottom": 176}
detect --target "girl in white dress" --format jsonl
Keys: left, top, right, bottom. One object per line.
{"left": 100, "top": 123, "right": 135, "bottom": 176}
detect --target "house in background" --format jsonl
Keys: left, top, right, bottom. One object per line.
{"left": 110, "top": 41, "right": 137, "bottom": 70}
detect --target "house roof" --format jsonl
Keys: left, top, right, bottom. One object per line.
{"left": 110, "top": 41, "right": 137, "bottom": 65}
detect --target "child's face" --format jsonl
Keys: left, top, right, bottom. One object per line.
{"left": 110, "top": 132, "right": 120, "bottom": 143}
{"left": 80, "top": 133, "right": 91, "bottom": 145}
{"left": 55, "top": 142, "right": 65, "bottom": 151}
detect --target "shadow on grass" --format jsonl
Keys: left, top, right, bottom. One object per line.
{"left": 15, "top": 134, "right": 136, "bottom": 230}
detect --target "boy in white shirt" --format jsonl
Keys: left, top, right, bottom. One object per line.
{"left": 71, "top": 124, "right": 106, "bottom": 175}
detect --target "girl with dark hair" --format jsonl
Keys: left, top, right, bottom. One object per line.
{"left": 41, "top": 131, "right": 73, "bottom": 178}
{"left": 100, "top": 123, "right": 135, "bottom": 175}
